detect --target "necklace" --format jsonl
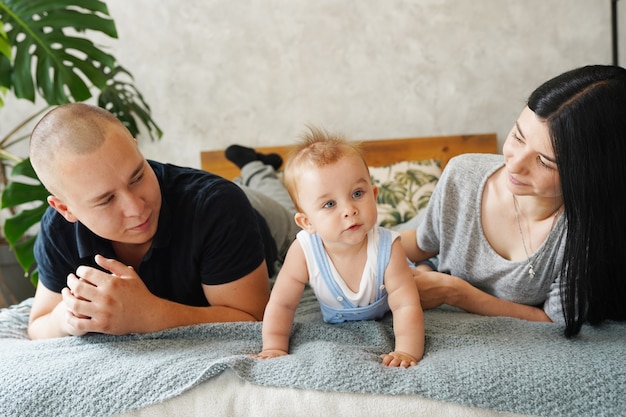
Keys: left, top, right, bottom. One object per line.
{"left": 512, "top": 194, "right": 561, "bottom": 278}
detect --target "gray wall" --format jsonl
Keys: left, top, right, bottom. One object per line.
{"left": 0, "top": 0, "right": 620, "bottom": 170}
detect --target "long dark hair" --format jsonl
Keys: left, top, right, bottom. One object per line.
{"left": 528, "top": 65, "right": 626, "bottom": 337}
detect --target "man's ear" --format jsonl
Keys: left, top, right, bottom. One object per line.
{"left": 294, "top": 212, "right": 315, "bottom": 234}
{"left": 47, "top": 196, "right": 78, "bottom": 223}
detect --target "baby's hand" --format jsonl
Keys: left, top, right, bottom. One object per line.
{"left": 251, "top": 349, "right": 289, "bottom": 360}
{"left": 380, "top": 351, "right": 418, "bottom": 368}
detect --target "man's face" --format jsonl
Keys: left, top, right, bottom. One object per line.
{"left": 49, "top": 125, "right": 162, "bottom": 247}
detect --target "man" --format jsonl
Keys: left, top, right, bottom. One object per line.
{"left": 28, "top": 103, "right": 298, "bottom": 339}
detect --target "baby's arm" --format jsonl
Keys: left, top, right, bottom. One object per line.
{"left": 254, "top": 241, "right": 309, "bottom": 359}
{"left": 381, "top": 239, "right": 425, "bottom": 367}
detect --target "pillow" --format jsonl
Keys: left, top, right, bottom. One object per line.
{"left": 369, "top": 159, "right": 441, "bottom": 228}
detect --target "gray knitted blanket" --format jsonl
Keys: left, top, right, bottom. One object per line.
{"left": 1, "top": 287, "right": 625, "bottom": 417}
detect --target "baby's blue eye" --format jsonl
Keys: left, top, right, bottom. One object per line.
{"left": 323, "top": 201, "right": 336, "bottom": 209}
{"left": 353, "top": 190, "right": 364, "bottom": 199}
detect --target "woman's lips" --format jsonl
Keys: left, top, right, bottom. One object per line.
{"left": 508, "top": 174, "right": 526, "bottom": 186}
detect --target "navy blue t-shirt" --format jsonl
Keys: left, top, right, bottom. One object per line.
{"left": 34, "top": 161, "right": 275, "bottom": 307}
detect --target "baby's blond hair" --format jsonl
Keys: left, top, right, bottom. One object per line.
{"left": 283, "top": 126, "right": 368, "bottom": 211}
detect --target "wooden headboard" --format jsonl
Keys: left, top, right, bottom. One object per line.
{"left": 200, "top": 133, "right": 498, "bottom": 180}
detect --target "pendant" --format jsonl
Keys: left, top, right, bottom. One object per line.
{"left": 528, "top": 263, "right": 536, "bottom": 278}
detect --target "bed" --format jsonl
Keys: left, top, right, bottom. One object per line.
{"left": 2, "top": 133, "right": 625, "bottom": 417}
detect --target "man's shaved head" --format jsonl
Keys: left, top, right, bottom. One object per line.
{"left": 30, "top": 103, "right": 131, "bottom": 196}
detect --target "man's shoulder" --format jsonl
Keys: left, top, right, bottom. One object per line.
{"left": 152, "top": 160, "right": 252, "bottom": 222}
{"left": 149, "top": 159, "right": 214, "bottom": 180}
{"left": 40, "top": 205, "right": 71, "bottom": 229}
{"left": 150, "top": 160, "right": 237, "bottom": 194}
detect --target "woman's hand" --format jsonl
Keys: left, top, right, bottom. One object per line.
{"left": 410, "top": 269, "right": 458, "bottom": 309}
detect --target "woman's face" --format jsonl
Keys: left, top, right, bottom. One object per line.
{"left": 502, "top": 106, "right": 562, "bottom": 199}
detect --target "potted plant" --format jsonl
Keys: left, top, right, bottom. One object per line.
{"left": 0, "top": 0, "right": 162, "bottom": 297}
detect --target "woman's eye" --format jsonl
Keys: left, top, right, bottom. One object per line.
{"left": 537, "top": 156, "right": 555, "bottom": 170}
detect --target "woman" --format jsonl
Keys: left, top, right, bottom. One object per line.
{"left": 401, "top": 65, "right": 626, "bottom": 337}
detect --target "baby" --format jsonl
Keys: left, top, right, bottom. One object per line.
{"left": 253, "top": 128, "right": 424, "bottom": 367}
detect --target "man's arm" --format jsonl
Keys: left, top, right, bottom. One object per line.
{"left": 28, "top": 256, "right": 270, "bottom": 340}
{"left": 28, "top": 283, "right": 79, "bottom": 339}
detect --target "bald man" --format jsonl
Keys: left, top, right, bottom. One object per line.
{"left": 28, "top": 103, "right": 297, "bottom": 339}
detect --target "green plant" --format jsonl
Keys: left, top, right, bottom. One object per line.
{"left": 0, "top": 0, "right": 162, "bottom": 285}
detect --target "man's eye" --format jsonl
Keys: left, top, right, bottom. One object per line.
{"left": 132, "top": 173, "right": 144, "bottom": 184}
{"left": 98, "top": 196, "right": 114, "bottom": 206}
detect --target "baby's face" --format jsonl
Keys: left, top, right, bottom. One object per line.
{"left": 295, "top": 155, "right": 378, "bottom": 247}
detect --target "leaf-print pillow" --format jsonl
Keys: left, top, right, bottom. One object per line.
{"left": 369, "top": 159, "right": 441, "bottom": 227}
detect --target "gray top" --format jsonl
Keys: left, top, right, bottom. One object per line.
{"left": 417, "top": 154, "right": 566, "bottom": 321}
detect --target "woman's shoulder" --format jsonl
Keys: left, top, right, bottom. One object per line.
{"left": 441, "top": 153, "right": 503, "bottom": 185}
{"left": 447, "top": 153, "right": 503, "bottom": 170}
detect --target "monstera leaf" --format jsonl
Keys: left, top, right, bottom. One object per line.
{"left": 1, "top": 158, "right": 47, "bottom": 284}
{"left": 0, "top": 0, "right": 161, "bottom": 139}
{"left": 0, "top": 0, "right": 162, "bottom": 283}
{"left": 0, "top": 0, "right": 116, "bottom": 105}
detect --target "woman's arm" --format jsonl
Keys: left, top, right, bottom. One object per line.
{"left": 413, "top": 270, "right": 552, "bottom": 322}
{"left": 400, "top": 230, "right": 437, "bottom": 263}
